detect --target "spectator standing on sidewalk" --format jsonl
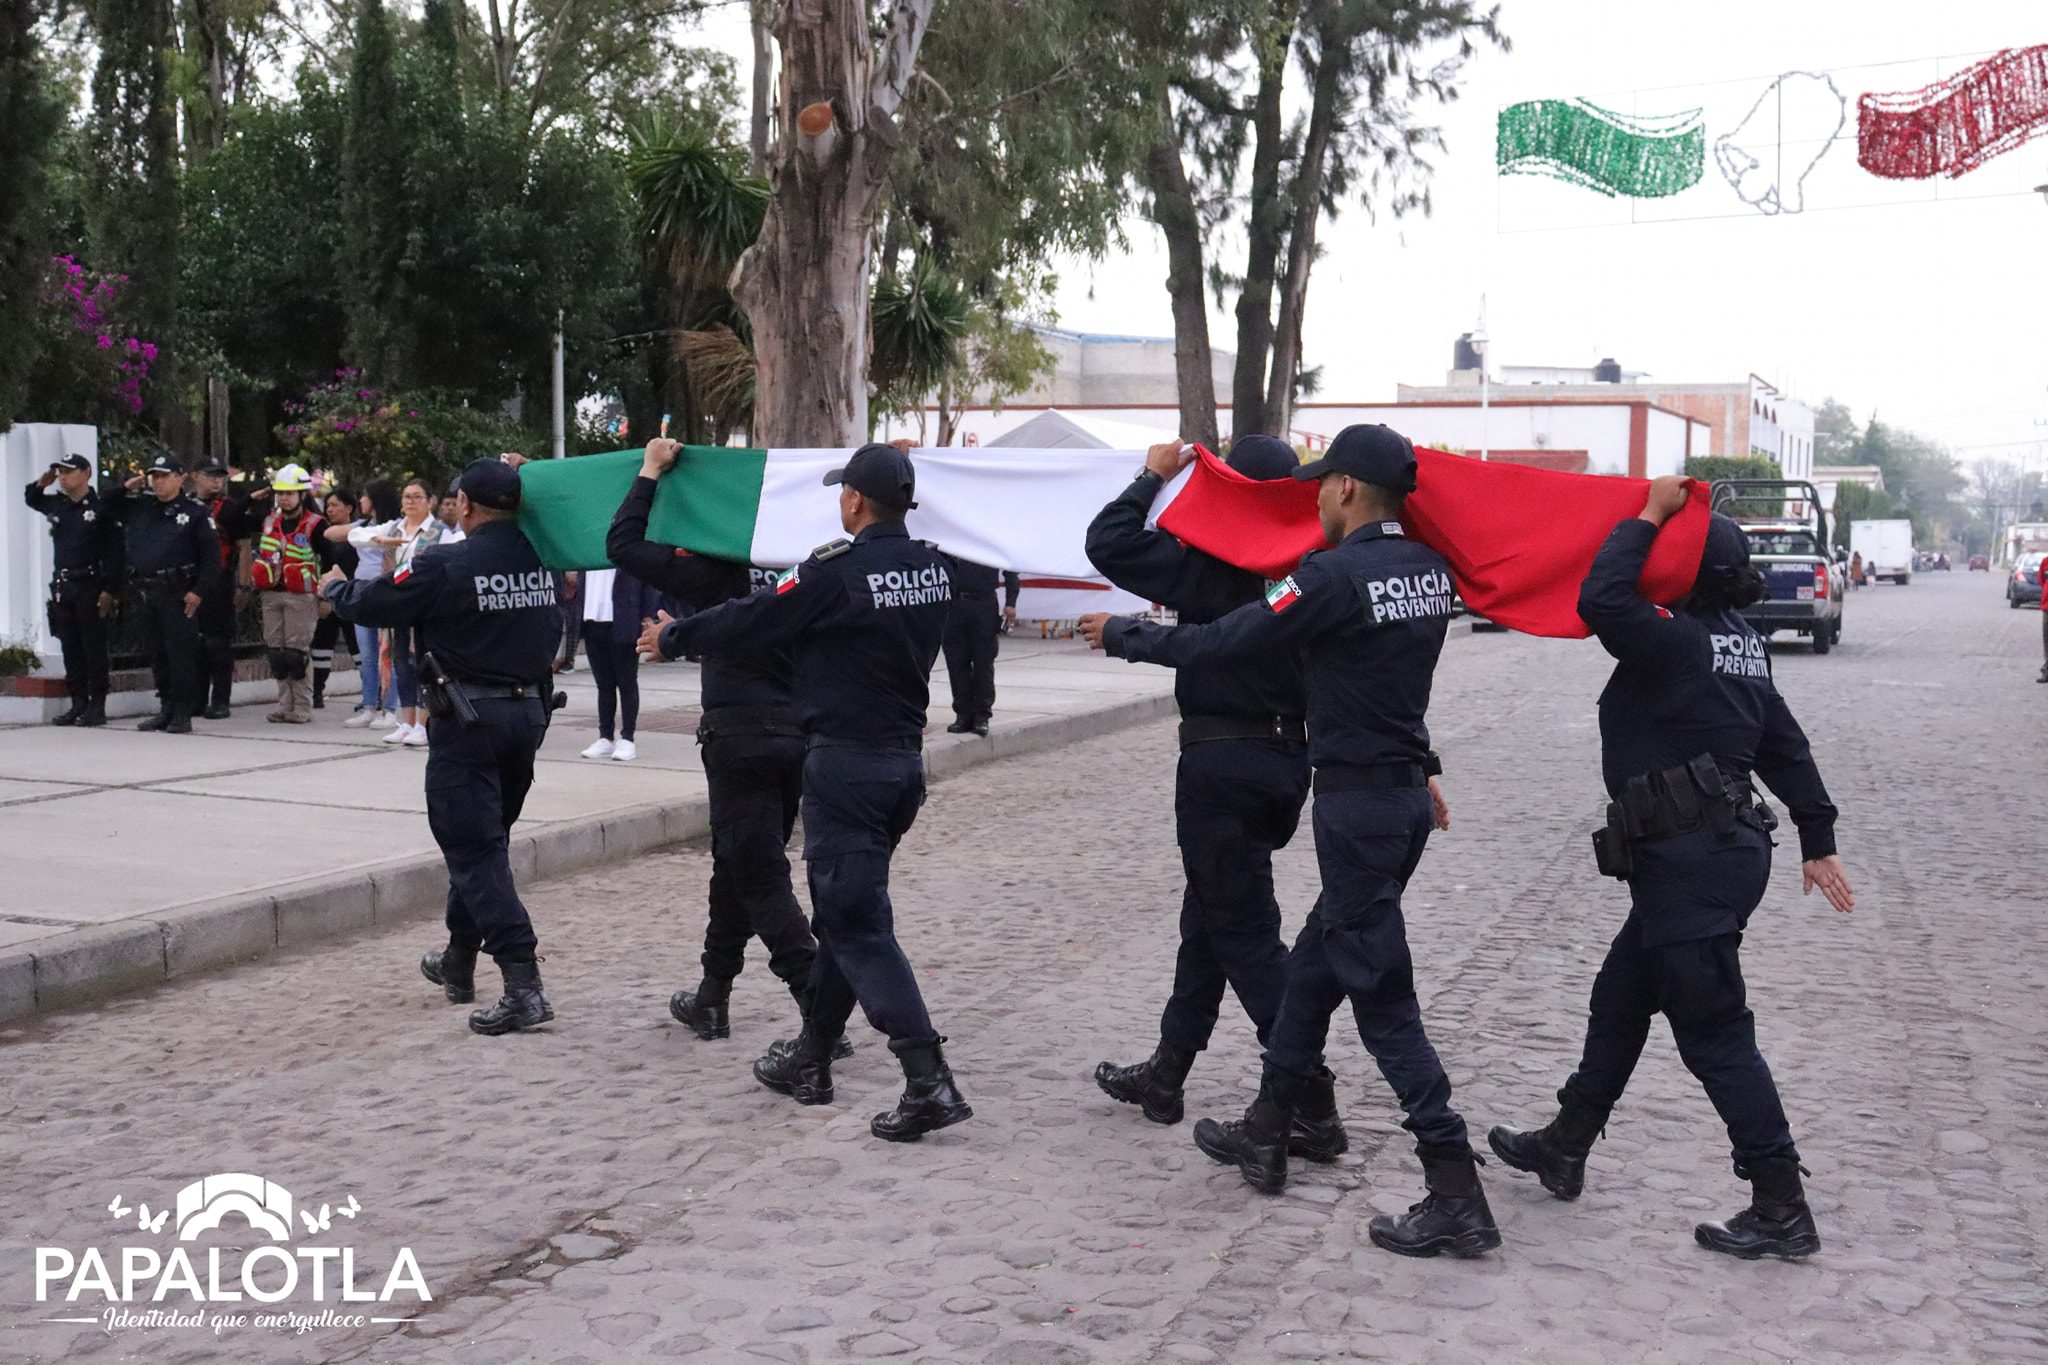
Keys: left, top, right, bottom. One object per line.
{"left": 350, "top": 477, "right": 445, "bottom": 747}
{"left": 576, "top": 565, "right": 660, "bottom": 762}
{"left": 249, "top": 464, "right": 326, "bottom": 724}
{"left": 329, "top": 479, "right": 400, "bottom": 728}
{"left": 310, "top": 487, "right": 359, "bottom": 709}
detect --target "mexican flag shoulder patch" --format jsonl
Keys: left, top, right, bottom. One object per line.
{"left": 1264, "top": 576, "right": 1301, "bottom": 613}
{"left": 393, "top": 566, "right": 413, "bottom": 585}
{"left": 775, "top": 565, "right": 801, "bottom": 595}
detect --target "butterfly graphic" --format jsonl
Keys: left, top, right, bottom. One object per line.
{"left": 335, "top": 1195, "right": 362, "bottom": 1220}
{"left": 299, "top": 1204, "right": 333, "bottom": 1236}
{"left": 137, "top": 1204, "right": 169, "bottom": 1234}
{"left": 107, "top": 1195, "right": 134, "bottom": 1220}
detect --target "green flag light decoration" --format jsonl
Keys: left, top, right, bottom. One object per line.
{"left": 1497, "top": 98, "right": 1706, "bottom": 198}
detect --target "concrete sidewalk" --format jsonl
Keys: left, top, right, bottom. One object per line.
{"left": 0, "top": 636, "right": 1180, "bottom": 1021}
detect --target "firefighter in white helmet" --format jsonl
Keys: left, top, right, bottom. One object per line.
{"left": 251, "top": 463, "right": 325, "bottom": 723}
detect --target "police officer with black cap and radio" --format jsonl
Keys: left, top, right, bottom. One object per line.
{"left": 605, "top": 438, "right": 830, "bottom": 1049}
{"left": 187, "top": 458, "right": 251, "bottom": 719}
{"left": 637, "top": 442, "right": 971, "bottom": 1143}
{"left": 1083, "top": 422, "right": 1498, "bottom": 1258}
{"left": 114, "top": 453, "right": 225, "bottom": 734}
{"left": 1487, "top": 475, "right": 1855, "bottom": 1261}
{"left": 1085, "top": 434, "right": 1342, "bottom": 1160}
{"left": 25, "top": 453, "right": 122, "bottom": 727}
{"left": 321, "top": 458, "right": 564, "bottom": 1036}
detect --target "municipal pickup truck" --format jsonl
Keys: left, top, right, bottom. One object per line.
{"left": 1851, "top": 519, "right": 1914, "bottom": 585}
{"left": 1710, "top": 479, "right": 1844, "bottom": 654}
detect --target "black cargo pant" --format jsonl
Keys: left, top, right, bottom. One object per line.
{"left": 698, "top": 728, "right": 817, "bottom": 990}
{"left": 48, "top": 579, "right": 111, "bottom": 706}
{"left": 1562, "top": 823, "right": 1798, "bottom": 1171}
{"left": 193, "top": 579, "right": 237, "bottom": 711}
{"left": 1265, "top": 784, "right": 1469, "bottom": 1151}
{"left": 135, "top": 579, "right": 202, "bottom": 719}
{"left": 426, "top": 697, "right": 547, "bottom": 962}
{"left": 801, "top": 743, "right": 939, "bottom": 1049}
{"left": 942, "top": 591, "right": 999, "bottom": 725}
{"left": 1159, "top": 737, "right": 1310, "bottom": 1054}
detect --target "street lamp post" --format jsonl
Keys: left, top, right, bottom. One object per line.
{"left": 1472, "top": 297, "right": 1490, "bottom": 462}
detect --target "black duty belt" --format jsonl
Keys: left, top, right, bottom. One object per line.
{"left": 698, "top": 705, "right": 803, "bottom": 742}
{"left": 1179, "top": 714, "right": 1308, "bottom": 748}
{"left": 1313, "top": 761, "right": 1428, "bottom": 794}
{"left": 807, "top": 735, "right": 922, "bottom": 753}
{"left": 52, "top": 568, "right": 104, "bottom": 585}
{"left": 460, "top": 682, "right": 549, "bottom": 701}
{"left": 1593, "top": 753, "right": 1775, "bottom": 880}
{"left": 134, "top": 566, "right": 196, "bottom": 588}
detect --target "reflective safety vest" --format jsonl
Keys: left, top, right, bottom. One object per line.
{"left": 251, "top": 508, "right": 323, "bottom": 593}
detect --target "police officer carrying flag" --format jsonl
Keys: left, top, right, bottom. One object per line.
{"left": 1083, "top": 423, "right": 1498, "bottom": 1258}
{"left": 25, "top": 453, "right": 121, "bottom": 727}
{"left": 1085, "top": 434, "right": 1334, "bottom": 1154}
{"left": 1487, "top": 475, "right": 1855, "bottom": 1260}
{"left": 603, "top": 439, "right": 832, "bottom": 1049}
{"left": 322, "top": 458, "right": 564, "bottom": 1036}
{"left": 637, "top": 443, "right": 971, "bottom": 1143}
{"left": 115, "top": 453, "right": 225, "bottom": 734}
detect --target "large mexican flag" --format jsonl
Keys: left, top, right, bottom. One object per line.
{"left": 514, "top": 444, "right": 1709, "bottom": 639}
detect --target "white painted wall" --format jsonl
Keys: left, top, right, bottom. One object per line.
{"left": 2, "top": 424, "right": 99, "bottom": 674}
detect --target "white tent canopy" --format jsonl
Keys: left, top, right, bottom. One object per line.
{"left": 984, "top": 408, "right": 1177, "bottom": 452}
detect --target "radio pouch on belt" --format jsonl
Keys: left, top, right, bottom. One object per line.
{"left": 1592, "top": 804, "right": 1635, "bottom": 881}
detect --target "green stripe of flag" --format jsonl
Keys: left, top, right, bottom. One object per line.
{"left": 514, "top": 446, "right": 768, "bottom": 570}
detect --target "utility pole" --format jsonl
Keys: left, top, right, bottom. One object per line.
{"left": 550, "top": 309, "right": 566, "bottom": 459}
{"left": 1473, "top": 296, "right": 1490, "bottom": 462}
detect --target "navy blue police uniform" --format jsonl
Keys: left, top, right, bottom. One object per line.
{"left": 939, "top": 553, "right": 1002, "bottom": 732}
{"left": 113, "top": 455, "right": 226, "bottom": 731}
{"left": 191, "top": 462, "right": 254, "bottom": 717}
{"left": 657, "top": 444, "right": 971, "bottom": 1141}
{"left": 1551, "top": 516, "right": 1833, "bottom": 1161}
{"left": 608, "top": 473, "right": 822, "bottom": 1033}
{"left": 325, "top": 460, "right": 563, "bottom": 1033}
{"left": 1084, "top": 435, "right": 1311, "bottom": 1121}
{"left": 1101, "top": 424, "right": 1499, "bottom": 1256}
{"left": 25, "top": 456, "right": 122, "bottom": 725}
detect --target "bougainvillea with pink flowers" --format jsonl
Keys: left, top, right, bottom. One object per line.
{"left": 35, "top": 256, "right": 160, "bottom": 419}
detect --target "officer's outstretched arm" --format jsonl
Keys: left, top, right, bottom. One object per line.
{"left": 1085, "top": 475, "right": 1210, "bottom": 606}
{"left": 1753, "top": 691, "right": 1839, "bottom": 862}
{"left": 659, "top": 561, "right": 834, "bottom": 660}
{"left": 324, "top": 554, "right": 443, "bottom": 628}
{"left": 1578, "top": 518, "right": 1687, "bottom": 665}
{"left": 1103, "top": 558, "right": 1341, "bottom": 668}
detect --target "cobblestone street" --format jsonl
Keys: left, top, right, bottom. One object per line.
{"left": 3, "top": 570, "right": 2043, "bottom": 1363}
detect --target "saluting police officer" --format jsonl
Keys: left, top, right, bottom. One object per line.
{"left": 1086, "top": 435, "right": 1345, "bottom": 1161}
{"left": 322, "top": 459, "right": 564, "bottom": 1036}
{"left": 114, "top": 453, "right": 225, "bottom": 734}
{"left": 187, "top": 459, "right": 252, "bottom": 719}
{"left": 637, "top": 443, "right": 971, "bottom": 1143}
{"left": 1083, "top": 423, "right": 1497, "bottom": 1258}
{"left": 1487, "top": 475, "right": 1855, "bottom": 1260}
{"left": 25, "top": 454, "right": 122, "bottom": 727}
{"left": 604, "top": 439, "right": 830, "bottom": 1048}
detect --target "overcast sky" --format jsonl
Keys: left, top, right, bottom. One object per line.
{"left": 699, "top": 1, "right": 2046, "bottom": 465}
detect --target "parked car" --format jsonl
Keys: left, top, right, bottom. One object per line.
{"left": 1969, "top": 554, "right": 1991, "bottom": 571}
{"left": 1708, "top": 479, "right": 1842, "bottom": 655}
{"left": 2009, "top": 553, "right": 2045, "bottom": 609}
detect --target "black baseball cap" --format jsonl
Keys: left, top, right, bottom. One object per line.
{"left": 1225, "top": 434, "right": 1299, "bottom": 481}
{"left": 144, "top": 452, "right": 184, "bottom": 476}
{"left": 1291, "top": 423, "right": 1418, "bottom": 493}
{"left": 192, "top": 459, "right": 228, "bottom": 476}
{"left": 823, "top": 442, "right": 918, "bottom": 510}
{"left": 457, "top": 457, "right": 522, "bottom": 511}
{"left": 1701, "top": 513, "right": 1751, "bottom": 579}
{"left": 49, "top": 453, "right": 91, "bottom": 473}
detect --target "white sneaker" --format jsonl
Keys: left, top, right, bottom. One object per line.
{"left": 380, "top": 725, "right": 410, "bottom": 745}
{"left": 581, "top": 738, "right": 615, "bottom": 759}
{"left": 402, "top": 724, "right": 428, "bottom": 748}
{"left": 374, "top": 709, "right": 397, "bottom": 727}
{"left": 343, "top": 709, "right": 375, "bottom": 729}
{"left": 611, "top": 739, "right": 637, "bottom": 762}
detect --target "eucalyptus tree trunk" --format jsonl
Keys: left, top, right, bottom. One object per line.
{"left": 1142, "top": 86, "right": 1219, "bottom": 449}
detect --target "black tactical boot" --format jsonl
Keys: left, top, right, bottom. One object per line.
{"left": 136, "top": 710, "right": 172, "bottom": 732}
{"left": 1488, "top": 1092, "right": 1606, "bottom": 1200}
{"left": 1289, "top": 1066, "right": 1350, "bottom": 1163}
{"left": 1369, "top": 1145, "right": 1502, "bottom": 1258}
{"left": 1695, "top": 1157, "right": 1821, "bottom": 1260}
{"left": 753, "top": 1026, "right": 837, "bottom": 1105}
{"left": 1192, "top": 1073, "right": 1293, "bottom": 1193}
{"left": 872, "top": 1038, "right": 972, "bottom": 1141}
{"left": 468, "top": 958, "right": 553, "bottom": 1035}
{"left": 420, "top": 942, "right": 478, "bottom": 1004}
{"left": 1094, "top": 1041, "right": 1196, "bottom": 1124}
{"left": 769, "top": 983, "right": 854, "bottom": 1058}
{"left": 50, "top": 698, "right": 83, "bottom": 727}
{"left": 668, "top": 978, "right": 732, "bottom": 1039}
{"left": 165, "top": 709, "right": 193, "bottom": 734}
{"left": 200, "top": 703, "right": 232, "bottom": 721}
{"left": 313, "top": 669, "right": 329, "bottom": 708}
{"left": 78, "top": 695, "right": 107, "bottom": 727}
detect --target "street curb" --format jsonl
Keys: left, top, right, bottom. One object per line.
{"left": 0, "top": 689, "right": 1177, "bottom": 1025}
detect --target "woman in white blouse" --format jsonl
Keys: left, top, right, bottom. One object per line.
{"left": 346, "top": 477, "right": 446, "bottom": 746}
